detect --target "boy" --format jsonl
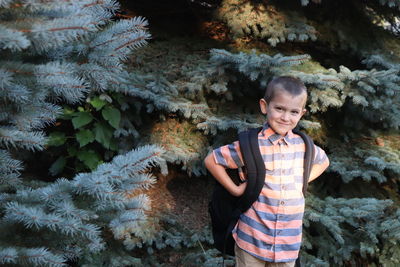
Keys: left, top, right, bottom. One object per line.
{"left": 204, "top": 76, "right": 329, "bottom": 267}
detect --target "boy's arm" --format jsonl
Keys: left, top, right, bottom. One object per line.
{"left": 204, "top": 153, "right": 247, "bottom": 197}
{"left": 308, "top": 145, "right": 330, "bottom": 182}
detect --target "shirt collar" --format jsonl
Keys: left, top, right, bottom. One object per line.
{"left": 261, "top": 123, "right": 294, "bottom": 145}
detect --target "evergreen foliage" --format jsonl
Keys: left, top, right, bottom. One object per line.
{"left": 0, "top": 0, "right": 166, "bottom": 266}
{"left": 303, "top": 195, "right": 395, "bottom": 265}
{"left": 0, "top": 144, "right": 165, "bottom": 266}
{"left": 216, "top": 0, "right": 317, "bottom": 46}
{"left": 2, "top": 0, "right": 400, "bottom": 265}
{"left": 114, "top": 0, "right": 400, "bottom": 264}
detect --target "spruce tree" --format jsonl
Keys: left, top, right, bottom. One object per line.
{"left": 115, "top": 0, "right": 400, "bottom": 265}
{"left": 0, "top": 1, "right": 165, "bottom": 266}
{"left": 2, "top": 0, "right": 400, "bottom": 266}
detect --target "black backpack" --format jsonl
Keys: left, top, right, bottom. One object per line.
{"left": 208, "top": 127, "right": 315, "bottom": 263}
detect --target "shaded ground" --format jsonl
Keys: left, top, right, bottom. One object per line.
{"left": 144, "top": 168, "right": 220, "bottom": 266}
{"left": 147, "top": 167, "right": 214, "bottom": 231}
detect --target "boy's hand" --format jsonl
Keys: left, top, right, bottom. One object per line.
{"left": 232, "top": 182, "right": 247, "bottom": 197}
{"left": 205, "top": 153, "right": 248, "bottom": 197}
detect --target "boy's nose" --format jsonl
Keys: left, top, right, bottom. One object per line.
{"left": 281, "top": 112, "right": 290, "bottom": 121}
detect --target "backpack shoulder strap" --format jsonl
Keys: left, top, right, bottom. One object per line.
{"left": 237, "top": 127, "right": 265, "bottom": 212}
{"left": 292, "top": 129, "right": 315, "bottom": 195}
{"left": 219, "top": 127, "right": 265, "bottom": 258}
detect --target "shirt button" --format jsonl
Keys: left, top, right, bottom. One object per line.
{"left": 281, "top": 185, "right": 286, "bottom": 190}
{"left": 280, "top": 201, "right": 285, "bottom": 205}
{"left": 277, "top": 230, "right": 282, "bottom": 235}
{"left": 281, "top": 154, "right": 285, "bottom": 159}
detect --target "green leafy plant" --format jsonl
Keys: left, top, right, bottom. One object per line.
{"left": 47, "top": 92, "right": 126, "bottom": 176}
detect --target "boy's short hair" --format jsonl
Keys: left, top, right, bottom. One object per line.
{"left": 264, "top": 76, "right": 307, "bottom": 103}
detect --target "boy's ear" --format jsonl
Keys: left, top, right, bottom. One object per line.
{"left": 259, "top": 98, "right": 268, "bottom": 115}
{"left": 301, "top": 108, "right": 307, "bottom": 117}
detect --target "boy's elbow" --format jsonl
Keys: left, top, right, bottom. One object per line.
{"left": 204, "top": 153, "right": 213, "bottom": 169}
{"left": 323, "top": 157, "right": 330, "bottom": 170}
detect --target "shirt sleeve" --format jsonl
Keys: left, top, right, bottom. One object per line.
{"left": 212, "top": 141, "right": 244, "bottom": 169}
{"left": 309, "top": 144, "right": 330, "bottom": 182}
{"left": 313, "top": 144, "right": 329, "bottom": 165}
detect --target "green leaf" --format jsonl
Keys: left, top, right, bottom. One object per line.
{"left": 49, "top": 156, "right": 66, "bottom": 176}
{"left": 47, "top": 132, "right": 67, "bottom": 146}
{"left": 109, "top": 139, "right": 118, "bottom": 151}
{"left": 89, "top": 97, "right": 107, "bottom": 111}
{"left": 72, "top": 112, "right": 93, "bottom": 129}
{"left": 94, "top": 122, "right": 114, "bottom": 149}
{"left": 77, "top": 150, "right": 102, "bottom": 170}
{"left": 76, "top": 129, "right": 95, "bottom": 147}
{"left": 102, "top": 106, "right": 121, "bottom": 129}
{"left": 67, "top": 146, "right": 78, "bottom": 157}
{"left": 112, "top": 92, "right": 124, "bottom": 105}
{"left": 59, "top": 106, "right": 76, "bottom": 120}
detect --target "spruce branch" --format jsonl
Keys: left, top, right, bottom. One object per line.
{"left": 0, "top": 247, "right": 66, "bottom": 267}
{"left": 0, "top": 128, "right": 47, "bottom": 151}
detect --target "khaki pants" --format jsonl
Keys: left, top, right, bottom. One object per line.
{"left": 235, "top": 244, "right": 296, "bottom": 267}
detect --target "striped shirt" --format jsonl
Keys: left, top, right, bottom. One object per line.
{"left": 212, "top": 123, "right": 329, "bottom": 262}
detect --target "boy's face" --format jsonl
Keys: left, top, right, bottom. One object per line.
{"left": 259, "top": 89, "right": 307, "bottom": 136}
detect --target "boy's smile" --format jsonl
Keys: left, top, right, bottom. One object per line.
{"left": 259, "top": 89, "right": 307, "bottom": 136}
